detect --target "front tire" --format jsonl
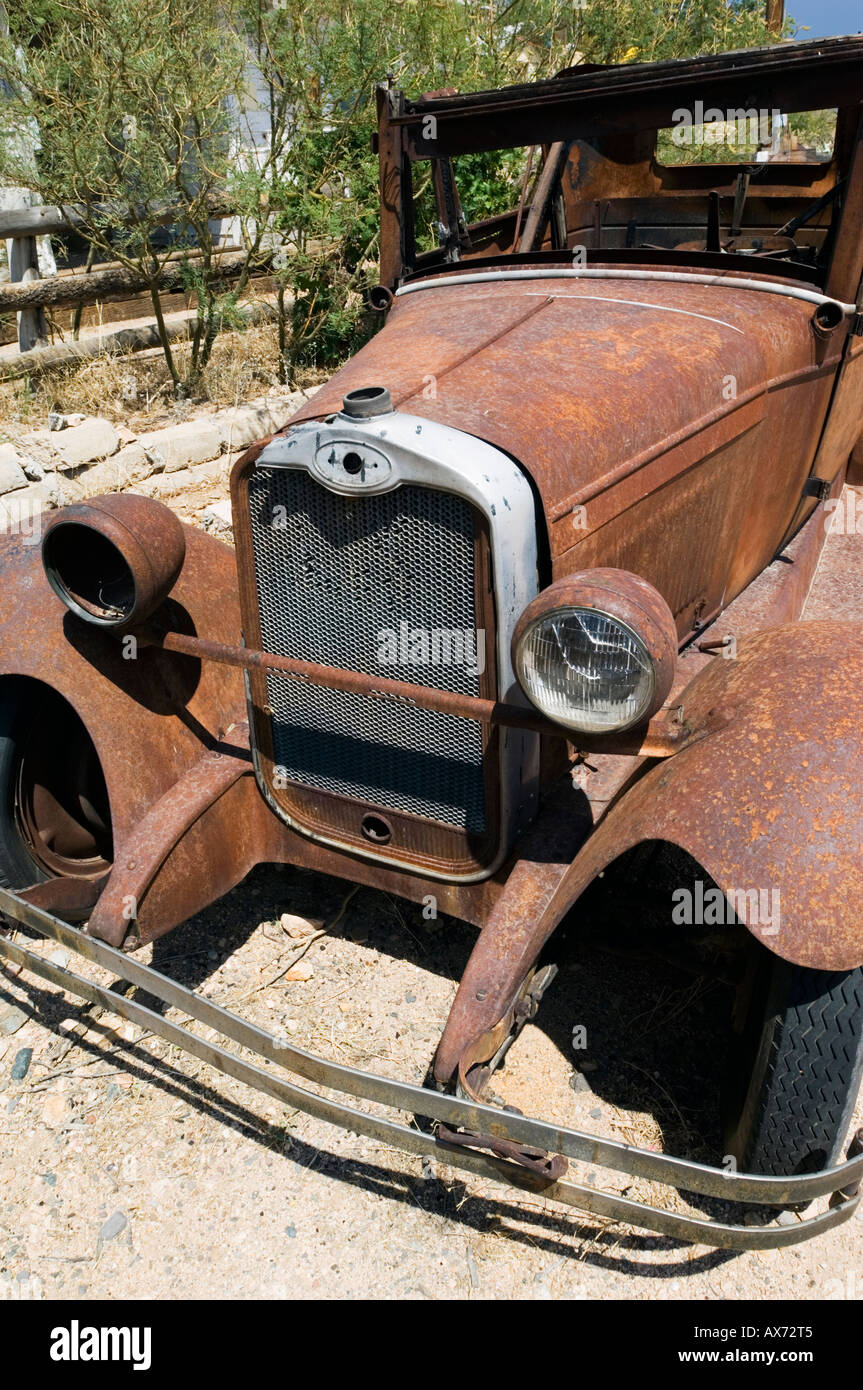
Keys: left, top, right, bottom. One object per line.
{"left": 724, "top": 945, "right": 863, "bottom": 1176}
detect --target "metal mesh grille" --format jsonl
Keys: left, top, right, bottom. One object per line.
{"left": 247, "top": 467, "right": 486, "bottom": 833}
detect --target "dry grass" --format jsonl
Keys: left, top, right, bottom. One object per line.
{"left": 0, "top": 319, "right": 328, "bottom": 436}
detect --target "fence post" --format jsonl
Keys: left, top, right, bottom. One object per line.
{"left": 0, "top": 3, "right": 54, "bottom": 351}
{"left": 2, "top": 194, "right": 48, "bottom": 352}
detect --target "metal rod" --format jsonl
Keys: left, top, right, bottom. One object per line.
{"left": 144, "top": 629, "right": 685, "bottom": 757}
{"left": 395, "top": 268, "right": 858, "bottom": 316}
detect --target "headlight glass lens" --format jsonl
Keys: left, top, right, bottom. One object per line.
{"left": 517, "top": 607, "right": 655, "bottom": 733}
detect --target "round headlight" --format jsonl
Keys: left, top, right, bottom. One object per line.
{"left": 513, "top": 569, "right": 677, "bottom": 736}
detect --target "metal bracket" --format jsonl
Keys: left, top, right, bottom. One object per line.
{"left": 802, "top": 476, "right": 833, "bottom": 503}
{"left": 441, "top": 964, "right": 567, "bottom": 1182}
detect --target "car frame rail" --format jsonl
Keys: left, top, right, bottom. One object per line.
{"left": 0, "top": 885, "right": 860, "bottom": 1252}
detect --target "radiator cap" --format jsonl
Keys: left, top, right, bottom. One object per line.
{"left": 341, "top": 386, "right": 392, "bottom": 418}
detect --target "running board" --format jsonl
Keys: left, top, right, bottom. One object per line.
{"left": 0, "top": 886, "right": 860, "bottom": 1251}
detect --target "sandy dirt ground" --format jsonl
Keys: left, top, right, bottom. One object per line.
{"left": 0, "top": 468, "right": 861, "bottom": 1303}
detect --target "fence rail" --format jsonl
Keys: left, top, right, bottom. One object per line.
{"left": 0, "top": 194, "right": 230, "bottom": 242}
{"left": 0, "top": 248, "right": 265, "bottom": 315}
{"left": 1, "top": 197, "right": 269, "bottom": 365}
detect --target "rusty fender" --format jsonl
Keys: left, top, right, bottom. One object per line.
{"left": 435, "top": 621, "right": 863, "bottom": 1083}
{"left": 0, "top": 526, "right": 281, "bottom": 947}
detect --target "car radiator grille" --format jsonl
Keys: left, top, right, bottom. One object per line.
{"left": 247, "top": 467, "right": 487, "bottom": 834}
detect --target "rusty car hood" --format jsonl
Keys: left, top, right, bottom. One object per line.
{"left": 288, "top": 271, "right": 831, "bottom": 531}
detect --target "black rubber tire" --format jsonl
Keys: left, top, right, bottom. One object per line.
{"left": 725, "top": 948, "right": 863, "bottom": 1176}
{"left": 0, "top": 684, "right": 49, "bottom": 890}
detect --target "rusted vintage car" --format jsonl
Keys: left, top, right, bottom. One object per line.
{"left": 2, "top": 34, "right": 863, "bottom": 1249}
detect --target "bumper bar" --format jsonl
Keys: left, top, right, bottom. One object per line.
{"left": 1, "top": 885, "right": 860, "bottom": 1251}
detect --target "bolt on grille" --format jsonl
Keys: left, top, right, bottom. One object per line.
{"left": 247, "top": 467, "right": 487, "bottom": 833}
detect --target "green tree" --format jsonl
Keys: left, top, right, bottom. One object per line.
{"left": 1, "top": 0, "right": 794, "bottom": 389}
{"left": 0, "top": 0, "right": 251, "bottom": 393}
{"left": 229, "top": 0, "right": 788, "bottom": 380}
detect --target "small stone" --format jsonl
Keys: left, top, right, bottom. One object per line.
{"left": 285, "top": 1224, "right": 297, "bottom": 1238}
{"left": 114, "top": 442, "right": 156, "bottom": 481}
{"left": 284, "top": 1019, "right": 299, "bottom": 1035}
{"left": 42, "top": 1093, "right": 68, "bottom": 1127}
{"left": 48, "top": 949, "right": 70, "bottom": 968}
{"left": 106, "top": 1083, "right": 121, "bottom": 1101}
{"left": 0, "top": 1004, "right": 27, "bottom": 1036}
{"left": 570, "top": 1072, "right": 592, "bottom": 1093}
{"left": 49, "top": 411, "right": 85, "bottom": 431}
{"left": 279, "top": 912, "right": 321, "bottom": 939}
{"left": 284, "top": 964, "right": 314, "bottom": 983}
{"left": 54, "top": 418, "right": 120, "bottom": 470}
{"left": 136, "top": 467, "right": 195, "bottom": 501}
{"left": 18, "top": 455, "right": 44, "bottom": 482}
{"left": 0, "top": 480, "right": 57, "bottom": 523}
{"left": 589, "top": 1107, "right": 602, "bottom": 1120}
{"left": 69, "top": 445, "right": 154, "bottom": 498}
{"left": 0, "top": 445, "right": 27, "bottom": 496}
{"left": 777, "top": 1209, "right": 799, "bottom": 1227}
{"left": 215, "top": 401, "right": 296, "bottom": 452}
{"left": 405, "top": 991, "right": 416, "bottom": 1003}
{"left": 139, "top": 420, "right": 222, "bottom": 473}
{"left": 98, "top": 1210, "right": 127, "bottom": 1243}
{"left": 201, "top": 499, "right": 234, "bottom": 534}
{"left": 17, "top": 429, "right": 57, "bottom": 466}
{"left": 10, "top": 1047, "right": 32, "bottom": 1081}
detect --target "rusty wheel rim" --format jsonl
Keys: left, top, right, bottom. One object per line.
{"left": 14, "top": 695, "right": 113, "bottom": 880}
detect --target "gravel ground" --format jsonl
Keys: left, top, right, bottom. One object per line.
{"left": 1, "top": 857, "right": 860, "bottom": 1302}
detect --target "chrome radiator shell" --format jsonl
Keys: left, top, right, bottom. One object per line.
{"left": 234, "top": 410, "right": 541, "bottom": 882}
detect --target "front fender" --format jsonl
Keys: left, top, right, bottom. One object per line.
{"left": 0, "top": 518, "right": 277, "bottom": 941}
{"left": 551, "top": 621, "right": 863, "bottom": 971}
{"left": 434, "top": 620, "right": 863, "bottom": 1082}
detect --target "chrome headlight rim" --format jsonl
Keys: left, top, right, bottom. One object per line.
{"left": 515, "top": 605, "right": 657, "bottom": 734}
{"left": 512, "top": 569, "right": 678, "bottom": 738}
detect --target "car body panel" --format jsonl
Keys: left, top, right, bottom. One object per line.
{"left": 287, "top": 275, "right": 848, "bottom": 638}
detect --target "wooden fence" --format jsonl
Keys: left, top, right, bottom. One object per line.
{"left": 0, "top": 196, "right": 274, "bottom": 372}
